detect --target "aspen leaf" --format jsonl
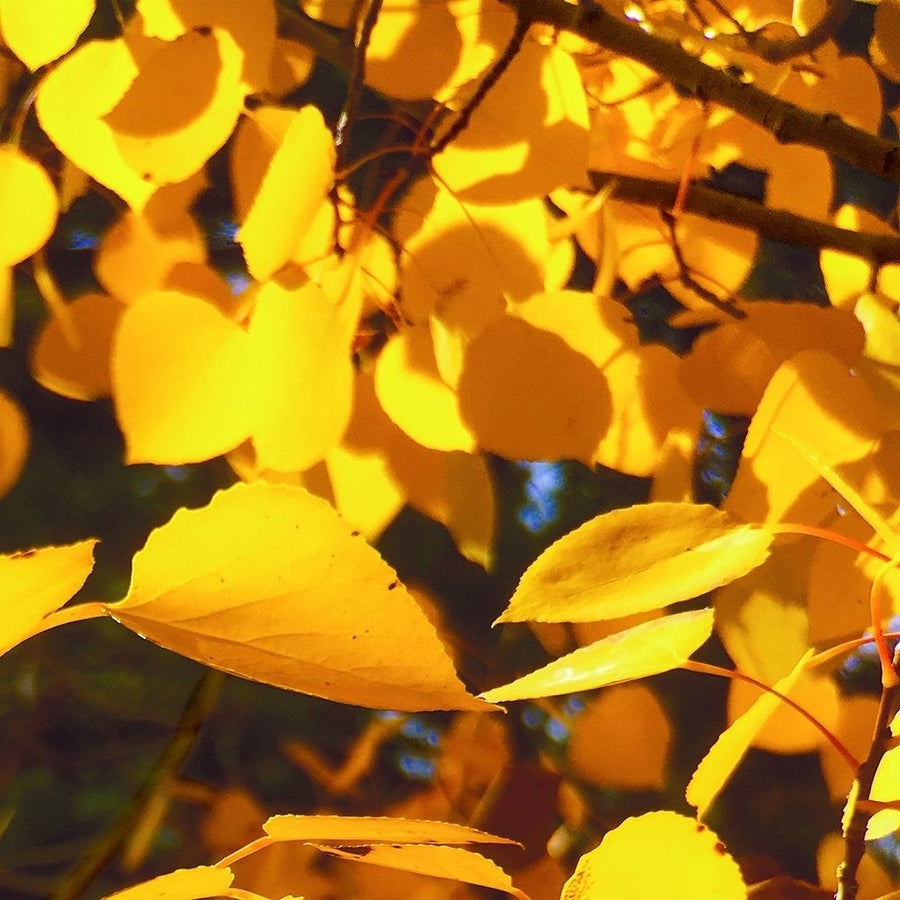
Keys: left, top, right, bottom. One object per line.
{"left": 31, "top": 293, "right": 123, "bottom": 400}
{"left": 687, "top": 650, "right": 813, "bottom": 819}
{"left": 0, "top": 146, "right": 58, "bottom": 268}
{"left": 107, "top": 481, "right": 490, "bottom": 711}
{"left": 238, "top": 105, "right": 335, "bottom": 282}
{"left": 0, "top": 0, "right": 94, "bottom": 70}
{"left": 248, "top": 278, "right": 354, "bottom": 472}
{"left": 496, "top": 503, "right": 771, "bottom": 624}
{"left": 102, "top": 865, "right": 234, "bottom": 900}
{"left": 310, "top": 843, "right": 527, "bottom": 898}
{"left": 480, "top": 608, "right": 714, "bottom": 702}
{"left": 0, "top": 540, "right": 97, "bottom": 656}
{"left": 0, "top": 387, "right": 28, "bottom": 498}
{"left": 866, "top": 744, "right": 900, "bottom": 839}
{"left": 263, "top": 814, "right": 518, "bottom": 846}
{"left": 561, "top": 812, "right": 744, "bottom": 900}
{"left": 112, "top": 291, "right": 253, "bottom": 464}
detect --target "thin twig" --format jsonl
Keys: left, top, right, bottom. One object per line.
{"left": 50, "top": 670, "right": 226, "bottom": 900}
{"left": 429, "top": 12, "right": 532, "bottom": 158}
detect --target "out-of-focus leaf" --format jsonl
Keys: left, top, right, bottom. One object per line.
{"left": 237, "top": 105, "right": 335, "bottom": 282}
{"left": 560, "top": 812, "right": 744, "bottom": 899}
{"left": 687, "top": 650, "right": 812, "bottom": 819}
{"left": 31, "top": 293, "right": 122, "bottom": 400}
{"left": 496, "top": 503, "right": 771, "bottom": 624}
{"left": 0, "top": 540, "right": 97, "bottom": 656}
{"left": 248, "top": 278, "right": 354, "bottom": 472}
{"left": 481, "top": 608, "right": 714, "bottom": 702}
{"left": 102, "top": 865, "right": 233, "bottom": 900}
{"left": 0, "top": 146, "right": 58, "bottom": 267}
{"left": 0, "top": 0, "right": 94, "bottom": 69}
{"left": 263, "top": 814, "right": 517, "bottom": 846}
{"left": 112, "top": 291, "right": 253, "bottom": 464}
{"left": 0, "top": 387, "right": 28, "bottom": 497}
{"left": 310, "top": 843, "right": 528, "bottom": 898}
{"left": 107, "top": 482, "right": 491, "bottom": 711}
{"left": 567, "top": 683, "right": 671, "bottom": 790}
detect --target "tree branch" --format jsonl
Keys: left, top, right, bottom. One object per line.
{"left": 500, "top": 0, "right": 900, "bottom": 184}
{"left": 590, "top": 170, "right": 900, "bottom": 264}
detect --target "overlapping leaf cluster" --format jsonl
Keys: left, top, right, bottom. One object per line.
{"left": 2, "top": 0, "right": 900, "bottom": 897}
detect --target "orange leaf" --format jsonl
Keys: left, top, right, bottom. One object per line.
{"left": 107, "top": 482, "right": 490, "bottom": 711}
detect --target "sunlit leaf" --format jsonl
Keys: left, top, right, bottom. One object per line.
{"left": 687, "top": 650, "right": 812, "bottom": 818}
{"left": 0, "top": 387, "right": 28, "bottom": 498}
{"left": 560, "top": 812, "right": 744, "bottom": 900}
{"left": 375, "top": 322, "right": 476, "bottom": 453}
{"left": 263, "top": 814, "right": 517, "bottom": 846}
{"left": 567, "top": 684, "right": 671, "bottom": 790}
{"left": 867, "top": 744, "right": 900, "bottom": 839}
{"left": 31, "top": 293, "right": 123, "bottom": 400}
{"left": 248, "top": 278, "right": 354, "bottom": 472}
{"left": 311, "top": 843, "right": 527, "bottom": 898}
{"left": 107, "top": 481, "right": 490, "bottom": 711}
{"left": 496, "top": 503, "right": 771, "bottom": 624}
{"left": 433, "top": 41, "right": 589, "bottom": 204}
{"left": 481, "top": 608, "right": 714, "bottom": 702}
{"left": 458, "top": 315, "right": 611, "bottom": 463}
{"left": 112, "top": 290, "right": 253, "bottom": 464}
{"left": 102, "top": 865, "right": 234, "bottom": 900}
{"left": 0, "top": 540, "right": 97, "bottom": 656}
{"left": 0, "top": 0, "right": 94, "bottom": 70}
{"left": 238, "top": 105, "right": 335, "bottom": 282}
{"left": 0, "top": 146, "right": 58, "bottom": 268}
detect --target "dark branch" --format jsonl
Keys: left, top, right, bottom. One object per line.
{"left": 499, "top": 0, "right": 900, "bottom": 183}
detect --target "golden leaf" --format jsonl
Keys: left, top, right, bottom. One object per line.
{"left": 0, "top": 387, "right": 28, "bottom": 498}
{"left": 561, "top": 812, "right": 744, "bottom": 900}
{"left": 107, "top": 482, "right": 490, "bottom": 711}
{"left": 102, "top": 865, "right": 233, "bottom": 900}
{"left": 0, "top": 0, "right": 94, "bottom": 70}
{"left": 496, "top": 503, "right": 771, "bottom": 624}
{"left": 481, "top": 608, "right": 714, "bottom": 702}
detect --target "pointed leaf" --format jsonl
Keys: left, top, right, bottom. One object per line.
{"left": 496, "top": 503, "right": 771, "bottom": 624}
{"left": 0, "top": 540, "right": 97, "bottom": 656}
{"left": 687, "top": 651, "right": 813, "bottom": 819}
{"left": 102, "top": 866, "right": 233, "bottom": 900}
{"left": 310, "top": 844, "right": 528, "bottom": 898}
{"left": 107, "top": 482, "right": 489, "bottom": 711}
{"left": 481, "top": 608, "right": 714, "bottom": 702}
{"left": 561, "top": 812, "right": 744, "bottom": 900}
{"left": 263, "top": 814, "right": 517, "bottom": 846}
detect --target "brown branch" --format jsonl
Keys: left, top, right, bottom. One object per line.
{"left": 738, "top": 0, "right": 854, "bottom": 63}
{"left": 590, "top": 170, "right": 900, "bottom": 264}
{"left": 500, "top": 0, "right": 900, "bottom": 183}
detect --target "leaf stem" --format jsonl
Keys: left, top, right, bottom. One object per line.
{"left": 49, "top": 669, "right": 226, "bottom": 900}
{"left": 766, "top": 523, "right": 892, "bottom": 563}
{"left": 216, "top": 836, "right": 274, "bottom": 869}
{"left": 681, "top": 659, "right": 860, "bottom": 771}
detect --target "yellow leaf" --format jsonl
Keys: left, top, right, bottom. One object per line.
{"left": 0, "top": 146, "right": 58, "bottom": 267}
{"left": 0, "top": 0, "right": 94, "bottom": 69}
{"left": 112, "top": 291, "right": 253, "bottom": 464}
{"left": 433, "top": 41, "right": 589, "bottom": 204}
{"left": 867, "top": 744, "right": 900, "bottom": 839}
{"left": 561, "top": 812, "right": 744, "bottom": 900}
{"left": 31, "top": 293, "right": 123, "bottom": 400}
{"left": 496, "top": 503, "right": 771, "bottom": 624}
{"left": 102, "top": 865, "right": 234, "bottom": 900}
{"left": 0, "top": 387, "right": 28, "bottom": 498}
{"left": 687, "top": 650, "right": 812, "bottom": 819}
{"left": 248, "top": 278, "right": 354, "bottom": 472}
{"left": 375, "top": 323, "right": 476, "bottom": 453}
{"left": 107, "top": 482, "right": 490, "bottom": 711}
{"left": 263, "top": 814, "right": 517, "bottom": 846}
{"left": 310, "top": 843, "right": 527, "bottom": 898}
{"left": 567, "top": 684, "right": 671, "bottom": 790}
{"left": 458, "top": 315, "right": 611, "bottom": 463}
{"left": 103, "top": 28, "right": 245, "bottom": 191}
{"left": 35, "top": 38, "right": 152, "bottom": 210}
{"left": 0, "top": 540, "right": 97, "bottom": 656}
{"left": 238, "top": 105, "right": 335, "bottom": 282}
{"left": 481, "top": 608, "right": 714, "bottom": 702}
